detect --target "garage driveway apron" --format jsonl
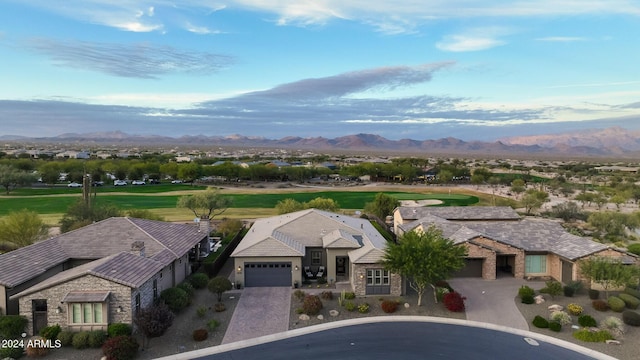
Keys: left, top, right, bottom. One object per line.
{"left": 222, "top": 287, "right": 292, "bottom": 344}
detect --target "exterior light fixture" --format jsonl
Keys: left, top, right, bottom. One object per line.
{"left": 56, "top": 306, "right": 63, "bottom": 314}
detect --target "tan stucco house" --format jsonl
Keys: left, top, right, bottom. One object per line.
{"left": 394, "top": 206, "right": 637, "bottom": 282}
{"left": 231, "top": 209, "right": 402, "bottom": 296}
{"left": 0, "top": 217, "right": 209, "bottom": 335}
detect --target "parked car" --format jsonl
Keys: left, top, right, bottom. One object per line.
{"left": 114, "top": 180, "right": 127, "bottom": 186}
{"left": 171, "top": 179, "right": 183, "bottom": 184}
{"left": 67, "top": 182, "right": 82, "bottom": 188}
{"left": 132, "top": 180, "right": 146, "bottom": 185}
{"left": 92, "top": 181, "right": 104, "bottom": 187}
{"left": 148, "top": 179, "right": 160, "bottom": 184}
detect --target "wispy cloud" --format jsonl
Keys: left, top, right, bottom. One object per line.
{"left": 26, "top": 38, "right": 235, "bottom": 79}
{"left": 535, "top": 36, "right": 587, "bottom": 42}
{"left": 436, "top": 27, "right": 510, "bottom": 52}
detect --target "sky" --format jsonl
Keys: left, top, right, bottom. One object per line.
{"left": 1, "top": 1, "right": 640, "bottom": 141}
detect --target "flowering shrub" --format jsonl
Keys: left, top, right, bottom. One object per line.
{"left": 381, "top": 300, "right": 399, "bottom": 313}
{"left": 443, "top": 292, "right": 465, "bottom": 312}
{"left": 550, "top": 310, "right": 572, "bottom": 325}
{"left": 567, "top": 303, "right": 583, "bottom": 316}
{"left": 101, "top": 335, "right": 139, "bottom": 360}
{"left": 358, "top": 303, "right": 370, "bottom": 314}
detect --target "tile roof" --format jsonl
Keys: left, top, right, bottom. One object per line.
{"left": 396, "top": 206, "right": 520, "bottom": 221}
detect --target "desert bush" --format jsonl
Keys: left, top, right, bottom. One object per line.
{"left": 518, "top": 285, "right": 535, "bottom": 299}
{"left": 578, "top": 315, "right": 597, "bottom": 328}
{"left": 39, "top": 324, "right": 61, "bottom": 340}
{"left": 207, "top": 319, "right": 220, "bottom": 331}
{"left": 317, "top": 277, "right": 327, "bottom": 284}
{"left": 566, "top": 280, "right": 584, "bottom": 295}
{"left": 443, "top": 292, "right": 465, "bottom": 312}
{"left": 177, "top": 282, "right": 195, "bottom": 300}
{"left": 540, "top": 281, "right": 563, "bottom": 299}
{"left": 188, "top": 272, "right": 209, "bottom": 289}
{"left": 521, "top": 294, "right": 535, "bottom": 304}
{"left": 608, "top": 296, "right": 626, "bottom": 312}
{"left": 567, "top": 303, "right": 583, "bottom": 316}
{"left": 563, "top": 286, "right": 575, "bottom": 297}
{"left": 102, "top": 335, "right": 139, "bottom": 360}
{"left": 344, "top": 292, "right": 356, "bottom": 300}
{"left": 344, "top": 301, "right": 356, "bottom": 312}
{"left": 381, "top": 300, "right": 399, "bottom": 313}
{"left": 192, "top": 328, "right": 208, "bottom": 341}
{"left": 160, "top": 287, "right": 190, "bottom": 313}
{"left": 302, "top": 295, "right": 323, "bottom": 315}
{"left": 72, "top": 331, "right": 90, "bottom": 349}
{"left": 214, "top": 302, "right": 226, "bottom": 312}
{"left": 320, "top": 291, "right": 333, "bottom": 300}
{"left": 196, "top": 306, "right": 207, "bottom": 318}
{"left": 618, "top": 293, "right": 640, "bottom": 309}
{"left": 358, "top": 303, "right": 370, "bottom": 314}
{"left": 0, "top": 315, "right": 28, "bottom": 339}
{"left": 532, "top": 315, "right": 549, "bottom": 328}
{"left": 293, "top": 289, "right": 306, "bottom": 301}
{"left": 0, "top": 346, "right": 24, "bottom": 359}
{"left": 627, "top": 243, "right": 640, "bottom": 256}
{"left": 572, "top": 329, "right": 614, "bottom": 342}
{"left": 549, "top": 321, "right": 562, "bottom": 332}
{"left": 108, "top": 323, "right": 132, "bottom": 337}
{"left": 58, "top": 330, "right": 74, "bottom": 346}
{"left": 436, "top": 286, "right": 450, "bottom": 302}
{"left": 25, "top": 336, "right": 49, "bottom": 357}
{"left": 622, "top": 310, "right": 640, "bottom": 326}
{"left": 550, "top": 311, "right": 572, "bottom": 325}
{"left": 602, "top": 316, "right": 625, "bottom": 336}
{"left": 434, "top": 280, "right": 453, "bottom": 291}
{"left": 588, "top": 289, "right": 600, "bottom": 300}
{"left": 592, "top": 299, "right": 609, "bottom": 312}
{"left": 88, "top": 330, "right": 107, "bottom": 348}
{"left": 624, "top": 287, "right": 640, "bottom": 299}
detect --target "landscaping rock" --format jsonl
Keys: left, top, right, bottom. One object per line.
{"left": 329, "top": 310, "right": 340, "bottom": 317}
{"left": 534, "top": 295, "right": 545, "bottom": 304}
{"left": 317, "top": 315, "right": 324, "bottom": 320}
{"left": 299, "top": 314, "right": 310, "bottom": 321}
{"left": 548, "top": 304, "right": 563, "bottom": 311}
{"left": 404, "top": 303, "right": 410, "bottom": 308}
{"left": 606, "top": 340, "right": 621, "bottom": 345}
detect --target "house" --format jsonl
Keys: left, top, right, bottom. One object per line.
{"left": 394, "top": 206, "right": 637, "bottom": 282}
{"left": 0, "top": 217, "right": 210, "bottom": 335}
{"left": 231, "top": 209, "right": 402, "bottom": 296}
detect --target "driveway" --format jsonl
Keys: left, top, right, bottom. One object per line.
{"left": 449, "top": 277, "right": 534, "bottom": 331}
{"left": 222, "top": 287, "right": 292, "bottom": 344}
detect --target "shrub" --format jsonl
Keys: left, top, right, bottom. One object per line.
{"left": 344, "top": 301, "right": 356, "bottom": 312}
{"left": 102, "top": 335, "right": 139, "bottom": 360}
{"left": 0, "top": 315, "right": 28, "bottom": 338}
{"left": 214, "top": 302, "right": 226, "bottom": 312}
{"left": 566, "top": 280, "right": 584, "bottom": 295}
{"left": 521, "top": 294, "right": 535, "bottom": 304}
{"left": 25, "top": 335, "right": 49, "bottom": 357}
{"left": 320, "top": 291, "right": 333, "bottom": 300}
{"left": 58, "top": 330, "right": 75, "bottom": 346}
{"left": 549, "top": 321, "right": 562, "bottom": 332}
{"left": 207, "top": 319, "right": 220, "bottom": 331}
{"left": 578, "top": 315, "right": 597, "bottom": 328}
{"left": 627, "top": 243, "right": 640, "bottom": 256}
{"left": 293, "top": 289, "right": 306, "bottom": 301}
{"left": 618, "top": 293, "right": 640, "bottom": 309}
{"left": 622, "top": 310, "right": 640, "bottom": 326}
{"left": 358, "top": 303, "right": 370, "bottom": 314}
{"left": 0, "top": 346, "right": 24, "bottom": 359}
{"left": 295, "top": 307, "right": 304, "bottom": 314}
{"left": 567, "top": 303, "right": 583, "bottom": 316}
{"left": 434, "top": 280, "right": 453, "bottom": 291}
{"left": 588, "top": 289, "right": 600, "bottom": 300}
{"left": 39, "top": 324, "right": 61, "bottom": 340}
{"left": 108, "top": 323, "right": 132, "bottom": 337}
{"left": 302, "top": 295, "right": 323, "bottom": 315}
{"left": 177, "top": 282, "right": 195, "bottom": 300}
{"left": 134, "top": 303, "right": 175, "bottom": 345}
{"left": 518, "top": 285, "right": 535, "bottom": 299}
{"left": 436, "top": 287, "right": 450, "bottom": 302}
{"left": 624, "top": 287, "right": 640, "bottom": 299}
{"left": 192, "top": 328, "right": 208, "bottom": 341}
{"left": 592, "top": 299, "right": 609, "bottom": 312}
{"left": 196, "top": 306, "right": 208, "bottom": 318}
{"left": 381, "top": 300, "right": 399, "bottom": 313}
{"left": 72, "top": 331, "right": 90, "bottom": 349}
{"left": 160, "top": 287, "right": 190, "bottom": 313}
{"left": 608, "top": 296, "right": 626, "bottom": 312}
{"left": 532, "top": 315, "right": 549, "bottom": 328}
{"left": 188, "top": 272, "right": 210, "bottom": 289}
{"left": 443, "top": 292, "right": 465, "bottom": 312}
{"left": 602, "top": 316, "right": 625, "bottom": 335}
{"left": 550, "top": 311, "right": 572, "bottom": 325}
{"left": 563, "top": 286, "right": 575, "bottom": 297}
{"left": 88, "top": 330, "right": 107, "bottom": 348}
{"left": 208, "top": 276, "right": 233, "bottom": 302}
{"left": 344, "top": 292, "right": 356, "bottom": 300}
{"left": 540, "top": 281, "right": 563, "bottom": 299}
{"left": 317, "top": 277, "right": 327, "bottom": 284}
{"left": 572, "top": 329, "right": 614, "bottom": 342}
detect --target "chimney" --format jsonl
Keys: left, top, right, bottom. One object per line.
{"left": 131, "top": 241, "right": 145, "bottom": 257}
{"left": 199, "top": 216, "right": 211, "bottom": 241}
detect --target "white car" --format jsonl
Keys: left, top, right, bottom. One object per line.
{"left": 132, "top": 180, "right": 146, "bottom": 185}
{"left": 114, "top": 180, "right": 127, "bottom": 186}
{"left": 171, "top": 180, "right": 183, "bottom": 184}
{"left": 67, "top": 182, "right": 82, "bottom": 188}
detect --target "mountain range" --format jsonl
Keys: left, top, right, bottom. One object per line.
{"left": 3, "top": 126, "right": 640, "bottom": 159}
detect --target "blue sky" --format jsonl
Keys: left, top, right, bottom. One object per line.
{"left": 1, "top": 1, "right": 639, "bottom": 141}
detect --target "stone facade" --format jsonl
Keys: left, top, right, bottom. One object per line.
{"left": 472, "top": 237, "right": 525, "bottom": 278}
{"left": 461, "top": 242, "right": 496, "bottom": 280}
{"left": 351, "top": 263, "right": 402, "bottom": 296}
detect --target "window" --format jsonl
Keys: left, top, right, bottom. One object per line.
{"left": 311, "top": 250, "right": 322, "bottom": 265}
{"left": 70, "top": 303, "right": 104, "bottom": 324}
{"left": 135, "top": 294, "right": 141, "bottom": 313}
{"left": 366, "top": 269, "right": 390, "bottom": 285}
{"left": 153, "top": 279, "right": 158, "bottom": 300}
{"left": 525, "top": 255, "right": 547, "bottom": 274}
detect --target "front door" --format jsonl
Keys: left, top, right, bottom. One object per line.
{"left": 336, "top": 256, "right": 348, "bottom": 276}
{"left": 32, "top": 299, "right": 48, "bottom": 336}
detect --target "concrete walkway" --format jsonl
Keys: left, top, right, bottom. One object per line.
{"left": 449, "top": 277, "right": 536, "bottom": 331}
{"left": 222, "top": 287, "right": 292, "bottom": 344}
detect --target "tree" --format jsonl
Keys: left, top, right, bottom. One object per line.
{"left": 382, "top": 226, "right": 467, "bottom": 306}
{"left": 305, "top": 197, "right": 340, "bottom": 212}
{"left": 510, "top": 179, "right": 526, "bottom": 198}
{"left": 275, "top": 198, "right": 305, "bottom": 214}
{"left": 127, "top": 209, "right": 165, "bottom": 221}
{"left": 587, "top": 211, "right": 639, "bottom": 240}
{"left": 38, "top": 162, "right": 62, "bottom": 185}
{"left": 177, "top": 189, "right": 232, "bottom": 220}
{"left": 364, "top": 193, "right": 400, "bottom": 220}
{"left": 579, "top": 256, "right": 640, "bottom": 298}
{"left": 59, "top": 199, "right": 122, "bottom": 233}
{"left": 0, "top": 209, "right": 49, "bottom": 250}
{"left": 177, "top": 163, "right": 202, "bottom": 183}
{"left": 521, "top": 189, "right": 549, "bottom": 215}
{"left": 208, "top": 276, "right": 232, "bottom": 302}
{"left": 0, "top": 164, "right": 37, "bottom": 194}
{"left": 217, "top": 218, "right": 243, "bottom": 237}
{"left": 133, "top": 303, "right": 174, "bottom": 349}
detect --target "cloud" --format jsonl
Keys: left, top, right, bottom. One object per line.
{"left": 535, "top": 36, "right": 587, "bottom": 42}
{"left": 26, "top": 38, "right": 235, "bottom": 79}
{"left": 436, "top": 35, "right": 506, "bottom": 52}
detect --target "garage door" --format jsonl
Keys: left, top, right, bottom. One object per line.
{"left": 244, "top": 262, "right": 292, "bottom": 287}
{"left": 453, "top": 258, "right": 483, "bottom": 278}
